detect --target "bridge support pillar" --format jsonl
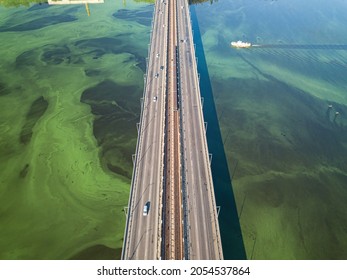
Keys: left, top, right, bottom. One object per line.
{"left": 209, "top": 153, "right": 213, "bottom": 165}
{"left": 204, "top": 122, "right": 208, "bottom": 133}
{"left": 201, "top": 97, "right": 204, "bottom": 108}
{"left": 217, "top": 206, "right": 221, "bottom": 217}
{"left": 132, "top": 154, "right": 136, "bottom": 165}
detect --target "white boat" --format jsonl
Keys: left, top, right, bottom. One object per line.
{"left": 231, "top": 40, "right": 252, "bottom": 48}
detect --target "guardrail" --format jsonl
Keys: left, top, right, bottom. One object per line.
{"left": 157, "top": 0, "right": 169, "bottom": 260}
{"left": 176, "top": 0, "right": 190, "bottom": 261}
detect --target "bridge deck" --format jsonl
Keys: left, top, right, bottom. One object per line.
{"left": 122, "top": 0, "right": 223, "bottom": 260}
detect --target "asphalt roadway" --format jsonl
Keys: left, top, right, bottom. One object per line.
{"left": 122, "top": 0, "right": 168, "bottom": 260}
{"left": 176, "top": 0, "right": 223, "bottom": 259}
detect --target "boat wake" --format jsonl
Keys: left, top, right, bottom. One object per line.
{"left": 251, "top": 44, "right": 347, "bottom": 50}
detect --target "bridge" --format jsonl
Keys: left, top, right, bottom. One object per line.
{"left": 121, "top": 0, "right": 223, "bottom": 260}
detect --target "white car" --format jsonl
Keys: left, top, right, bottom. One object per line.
{"left": 143, "top": 202, "right": 150, "bottom": 216}
{"left": 153, "top": 96, "right": 157, "bottom": 102}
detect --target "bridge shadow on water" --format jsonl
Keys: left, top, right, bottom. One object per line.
{"left": 190, "top": 6, "right": 246, "bottom": 260}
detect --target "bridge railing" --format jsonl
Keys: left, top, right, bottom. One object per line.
{"left": 157, "top": 0, "right": 169, "bottom": 260}
{"left": 175, "top": 0, "right": 191, "bottom": 260}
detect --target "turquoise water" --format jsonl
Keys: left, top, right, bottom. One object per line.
{"left": 193, "top": 0, "right": 347, "bottom": 259}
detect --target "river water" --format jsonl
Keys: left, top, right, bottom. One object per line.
{"left": 193, "top": 0, "right": 347, "bottom": 259}
{"left": 0, "top": 0, "right": 347, "bottom": 259}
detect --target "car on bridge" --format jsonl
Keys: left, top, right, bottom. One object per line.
{"left": 143, "top": 201, "right": 150, "bottom": 216}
